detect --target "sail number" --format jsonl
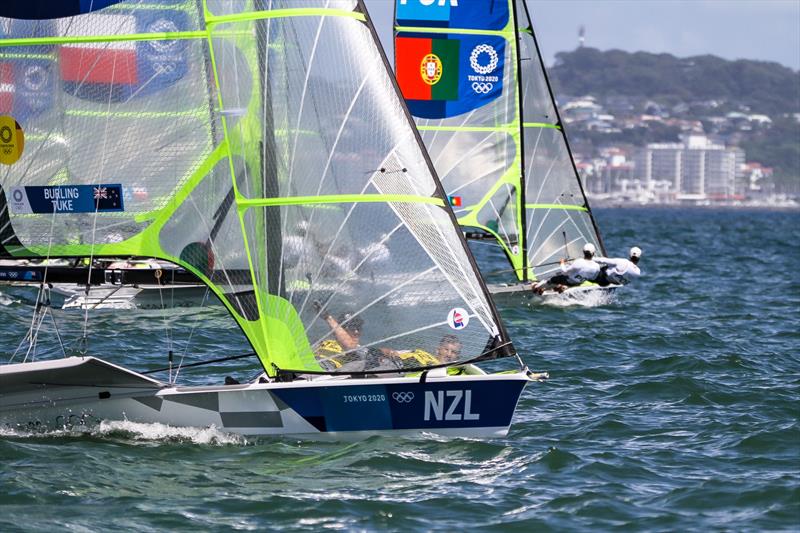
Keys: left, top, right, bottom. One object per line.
{"left": 343, "top": 394, "right": 386, "bottom": 403}
{"left": 424, "top": 390, "right": 480, "bottom": 421}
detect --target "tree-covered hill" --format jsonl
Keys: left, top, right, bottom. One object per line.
{"left": 549, "top": 48, "right": 800, "bottom": 184}
{"left": 549, "top": 48, "right": 800, "bottom": 115}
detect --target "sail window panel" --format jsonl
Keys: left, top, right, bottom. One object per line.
{"left": 56, "top": 36, "right": 216, "bottom": 214}
{"left": 159, "top": 158, "right": 258, "bottom": 320}
{"left": 523, "top": 125, "right": 602, "bottom": 277}
{"left": 243, "top": 199, "right": 498, "bottom": 373}
{"left": 420, "top": 130, "right": 515, "bottom": 216}
{"left": 205, "top": 0, "right": 358, "bottom": 17}
{"left": 517, "top": 30, "right": 557, "bottom": 124}
{"left": 476, "top": 183, "right": 519, "bottom": 250}
{"left": 57, "top": 2, "right": 203, "bottom": 34}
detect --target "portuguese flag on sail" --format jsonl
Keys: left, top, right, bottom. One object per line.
{"left": 396, "top": 36, "right": 460, "bottom": 101}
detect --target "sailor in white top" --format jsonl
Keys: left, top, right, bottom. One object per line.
{"left": 533, "top": 242, "right": 601, "bottom": 294}
{"left": 596, "top": 247, "right": 642, "bottom": 286}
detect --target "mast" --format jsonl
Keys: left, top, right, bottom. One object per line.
{"left": 255, "top": 0, "right": 284, "bottom": 298}
{"left": 511, "top": 0, "right": 529, "bottom": 282}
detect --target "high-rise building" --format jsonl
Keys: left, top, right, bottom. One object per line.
{"left": 634, "top": 135, "right": 744, "bottom": 199}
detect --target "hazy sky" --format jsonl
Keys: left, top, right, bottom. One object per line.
{"left": 365, "top": 0, "right": 800, "bottom": 71}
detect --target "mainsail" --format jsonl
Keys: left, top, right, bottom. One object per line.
{"left": 0, "top": 0, "right": 514, "bottom": 376}
{"left": 394, "top": 0, "right": 604, "bottom": 282}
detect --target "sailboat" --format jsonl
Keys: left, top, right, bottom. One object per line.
{"left": 0, "top": 258, "right": 211, "bottom": 309}
{"left": 393, "top": 0, "right": 618, "bottom": 299}
{"left": 0, "top": 0, "right": 538, "bottom": 438}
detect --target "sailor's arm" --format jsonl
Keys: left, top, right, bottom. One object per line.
{"left": 595, "top": 256, "right": 623, "bottom": 267}
{"left": 323, "top": 315, "right": 360, "bottom": 350}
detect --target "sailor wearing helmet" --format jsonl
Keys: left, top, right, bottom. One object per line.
{"left": 533, "top": 242, "right": 601, "bottom": 294}
{"left": 595, "top": 247, "right": 643, "bottom": 286}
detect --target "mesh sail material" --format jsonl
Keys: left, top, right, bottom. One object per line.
{"left": 212, "top": 10, "right": 506, "bottom": 373}
{"left": 516, "top": 0, "right": 603, "bottom": 278}
{"left": 395, "top": 0, "right": 607, "bottom": 283}
{"left": 420, "top": 129, "right": 518, "bottom": 246}
{"left": 0, "top": 2, "right": 215, "bottom": 252}
{"left": 0, "top": 1, "right": 512, "bottom": 374}
{"left": 393, "top": 0, "right": 525, "bottom": 279}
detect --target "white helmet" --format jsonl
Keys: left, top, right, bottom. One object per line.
{"left": 630, "top": 246, "right": 642, "bottom": 258}
{"left": 582, "top": 242, "right": 596, "bottom": 256}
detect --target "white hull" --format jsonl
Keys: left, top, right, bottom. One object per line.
{"left": 488, "top": 281, "right": 620, "bottom": 304}
{"left": 54, "top": 284, "right": 210, "bottom": 310}
{"left": 0, "top": 357, "right": 531, "bottom": 439}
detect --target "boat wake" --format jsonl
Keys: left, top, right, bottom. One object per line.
{"left": 536, "top": 289, "right": 618, "bottom": 308}
{"left": 0, "top": 420, "right": 246, "bottom": 445}
{"left": 0, "top": 291, "right": 19, "bottom": 306}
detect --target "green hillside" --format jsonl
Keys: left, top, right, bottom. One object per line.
{"left": 549, "top": 48, "right": 800, "bottom": 184}
{"left": 549, "top": 47, "right": 800, "bottom": 114}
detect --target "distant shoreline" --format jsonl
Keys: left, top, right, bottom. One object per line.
{"left": 591, "top": 202, "right": 799, "bottom": 212}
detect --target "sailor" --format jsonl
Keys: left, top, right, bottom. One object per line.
{"left": 313, "top": 302, "right": 369, "bottom": 371}
{"left": 595, "top": 247, "right": 643, "bottom": 286}
{"left": 533, "top": 242, "right": 601, "bottom": 295}
{"left": 379, "top": 335, "right": 463, "bottom": 368}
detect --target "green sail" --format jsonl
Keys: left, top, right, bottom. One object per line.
{"left": 0, "top": 0, "right": 513, "bottom": 375}
{"left": 394, "top": 0, "right": 605, "bottom": 282}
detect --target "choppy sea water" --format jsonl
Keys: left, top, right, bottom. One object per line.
{"left": 1, "top": 208, "right": 798, "bottom": 531}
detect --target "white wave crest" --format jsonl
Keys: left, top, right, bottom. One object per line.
{"left": 0, "top": 420, "right": 246, "bottom": 445}
{"left": 537, "top": 287, "right": 618, "bottom": 308}
{"left": 0, "top": 291, "right": 19, "bottom": 306}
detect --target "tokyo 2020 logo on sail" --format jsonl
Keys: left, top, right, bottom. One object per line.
{"left": 0, "top": 116, "right": 24, "bottom": 165}
{"left": 470, "top": 44, "right": 498, "bottom": 74}
{"left": 469, "top": 44, "right": 499, "bottom": 95}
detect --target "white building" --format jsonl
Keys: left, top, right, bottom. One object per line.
{"left": 634, "top": 135, "right": 744, "bottom": 199}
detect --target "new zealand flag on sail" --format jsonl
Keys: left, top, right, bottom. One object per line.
{"left": 395, "top": 34, "right": 505, "bottom": 119}
{"left": 57, "top": 1, "right": 188, "bottom": 102}
{"left": 395, "top": 0, "right": 509, "bottom": 31}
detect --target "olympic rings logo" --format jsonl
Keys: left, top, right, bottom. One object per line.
{"left": 472, "top": 82, "right": 494, "bottom": 94}
{"left": 392, "top": 391, "right": 415, "bottom": 403}
{"left": 470, "top": 44, "right": 499, "bottom": 75}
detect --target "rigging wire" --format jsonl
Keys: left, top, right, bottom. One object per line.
{"left": 171, "top": 285, "right": 211, "bottom": 384}
{"left": 18, "top": 208, "right": 59, "bottom": 362}
{"left": 155, "top": 267, "right": 174, "bottom": 380}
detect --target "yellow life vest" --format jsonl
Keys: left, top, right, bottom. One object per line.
{"left": 315, "top": 340, "right": 363, "bottom": 369}
{"left": 315, "top": 340, "right": 344, "bottom": 368}
{"left": 393, "top": 349, "right": 440, "bottom": 366}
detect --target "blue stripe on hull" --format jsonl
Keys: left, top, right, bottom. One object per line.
{"left": 273, "top": 379, "right": 527, "bottom": 433}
